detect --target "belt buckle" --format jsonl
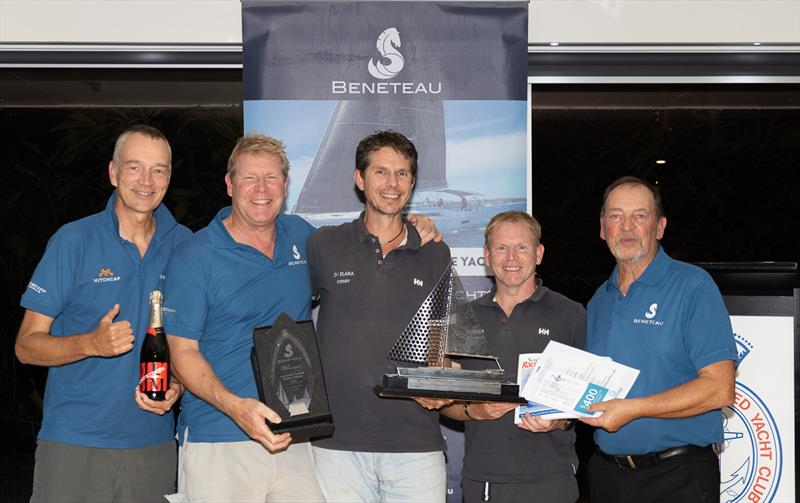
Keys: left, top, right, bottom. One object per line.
{"left": 625, "top": 455, "right": 637, "bottom": 469}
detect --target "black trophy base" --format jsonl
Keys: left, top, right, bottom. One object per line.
{"left": 268, "top": 413, "right": 335, "bottom": 442}
{"left": 375, "top": 367, "right": 527, "bottom": 403}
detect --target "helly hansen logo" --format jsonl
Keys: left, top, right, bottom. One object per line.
{"left": 413, "top": 278, "right": 424, "bottom": 287}
{"left": 538, "top": 328, "right": 550, "bottom": 336}
{"left": 93, "top": 267, "right": 120, "bottom": 283}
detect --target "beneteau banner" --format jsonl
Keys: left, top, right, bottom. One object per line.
{"left": 242, "top": 1, "right": 529, "bottom": 288}
{"left": 242, "top": 4, "right": 527, "bottom": 500}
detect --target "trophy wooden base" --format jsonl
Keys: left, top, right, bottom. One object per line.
{"left": 375, "top": 367, "right": 527, "bottom": 403}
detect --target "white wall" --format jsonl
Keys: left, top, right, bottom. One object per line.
{"left": 1, "top": 0, "right": 798, "bottom": 48}
{"left": 529, "top": 0, "right": 800, "bottom": 46}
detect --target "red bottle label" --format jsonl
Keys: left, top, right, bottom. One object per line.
{"left": 139, "top": 362, "right": 169, "bottom": 393}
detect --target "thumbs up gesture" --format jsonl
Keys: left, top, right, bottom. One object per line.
{"left": 89, "top": 304, "right": 134, "bottom": 356}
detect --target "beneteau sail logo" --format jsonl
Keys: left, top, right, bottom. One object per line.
{"left": 331, "top": 26, "right": 442, "bottom": 95}
{"left": 719, "top": 334, "right": 782, "bottom": 503}
{"left": 368, "top": 27, "right": 404, "bottom": 79}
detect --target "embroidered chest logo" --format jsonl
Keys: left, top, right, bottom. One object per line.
{"left": 288, "top": 244, "right": 307, "bottom": 266}
{"left": 333, "top": 270, "right": 355, "bottom": 285}
{"left": 633, "top": 302, "right": 663, "bottom": 326}
{"left": 538, "top": 328, "right": 550, "bottom": 335}
{"left": 93, "top": 267, "right": 121, "bottom": 283}
{"left": 413, "top": 278, "right": 424, "bottom": 287}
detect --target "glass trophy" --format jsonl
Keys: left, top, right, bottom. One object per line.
{"left": 375, "top": 265, "right": 525, "bottom": 403}
{"left": 252, "top": 313, "right": 334, "bottom": 440}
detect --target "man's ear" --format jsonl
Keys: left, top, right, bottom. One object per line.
{"left": 353, "top": 169, "right": 365, "bottom": 191}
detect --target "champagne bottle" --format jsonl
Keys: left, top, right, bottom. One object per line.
{"left": 139, "top": 290, "right": 170, "bottom": 401}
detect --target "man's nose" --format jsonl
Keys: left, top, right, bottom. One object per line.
{"left": 139, "top": 169, "right": 153, "bottom": 185}
{"left": 620, "top": 214, "right": 636, "bottom": 230}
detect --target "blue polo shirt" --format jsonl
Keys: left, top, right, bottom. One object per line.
{"left": 585, "top": 247, "right": 736, "bottom": 455}
{"left": 20, "top": 193, "right": 192, "bottom": 448}
{"left": 163, "top": 207, "right": 314, "bottom": 444}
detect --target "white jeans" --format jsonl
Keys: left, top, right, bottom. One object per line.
{"left": 312, "top": 447, "right": 446, "bottom": 503}
{"left": 177, "top": 439, "right": 322, "bottom": 503}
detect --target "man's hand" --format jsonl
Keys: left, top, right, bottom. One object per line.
{"left": 467, "top": 401, "right": 517, "bottom": 421}
{"left": 581, "top": 398, "right": 638, "bottom": 432}
{"left": 407, "top": 214, "right": 443, "bottom": 245}
{"left": 135, "top": 379, "right": 183, "bottom": 415}
{"left": 89, "top": 304, "right": 134, "bottom": 357}
{"left": 412, "top": 397, "right": 454, "bottom": 410}
{"left": 227, "top": 397, "right": 292, "bottom": 453}
{"left": 517, "top": 413, "right": 569, "bottom": 433}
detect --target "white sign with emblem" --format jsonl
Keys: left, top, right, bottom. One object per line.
{"left": 720, "top": 315, "right": 795, "bottom": 503}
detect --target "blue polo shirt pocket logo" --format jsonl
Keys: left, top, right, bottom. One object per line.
{"left": 633, "top": 302, "right": 664, "bottom": 326}
{"left": 93, "top": 267, "right": 121, "bottom": 283}
{"left": 574, "top": 383, "right": 608, "bottom": 415}
{"left": 288, "top": 244, "right": 307, "bottom": 266}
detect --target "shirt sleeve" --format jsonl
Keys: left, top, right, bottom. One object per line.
{"left": 20, "top": 229, "right": 78, "bottom": 319}
{"left": 683, "top": 274, "right": 737, "bottom": 370}
{"left": 162, "top": 249, "right": 208, "bottom": 340}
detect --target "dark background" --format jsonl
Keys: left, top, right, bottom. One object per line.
{"left": 1, "top": 83, "right": 798, "bottom": 501}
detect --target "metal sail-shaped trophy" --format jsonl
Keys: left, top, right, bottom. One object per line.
{"left": 375, "top": 265, "right": 525, "bottom": 403}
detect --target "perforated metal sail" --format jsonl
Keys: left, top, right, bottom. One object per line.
{"left": 388, "top": 265, "right": 496, "bottom": 366}
{"left": 388, "top": 266, "right": 453, "bottom": 365}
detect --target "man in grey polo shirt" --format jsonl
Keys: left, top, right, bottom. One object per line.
{"left": 439, "top": 211, "right": 586, "bottom": 503}
{"left": 308, "top": 130, "right": 451, "bottom": 502}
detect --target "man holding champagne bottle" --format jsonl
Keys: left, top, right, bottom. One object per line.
{"left": 15, "top": 125, "right": 191, "bottom": 502}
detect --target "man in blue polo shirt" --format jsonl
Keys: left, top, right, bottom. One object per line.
{"left": 582, "top": 176, "right": 737, "bottom": 503}
{"left": 16, "top": 125, "right": 190, "bottom": 502}
{"left": 163, "top": 134, "right": 324, "bottom": 502}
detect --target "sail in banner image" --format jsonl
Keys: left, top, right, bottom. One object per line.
{"left": 287, "top": 100, "right": 526, "bottom": 245}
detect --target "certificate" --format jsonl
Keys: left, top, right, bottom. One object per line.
{"left": 514, "top": 353, "right": 576, "bottom": 422}
{"left": 521, "top": 341, "right": 640, "bottom": 418}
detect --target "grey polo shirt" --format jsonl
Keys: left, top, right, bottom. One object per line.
{"left": 308, "top": 213, "right": 451, "bottom": 453}
{"left": 462, "top": 281, "right": 587, "bottom": 484}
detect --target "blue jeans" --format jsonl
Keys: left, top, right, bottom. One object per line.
{"left": 312, "top": 447, "right": 446, "bottom": 503}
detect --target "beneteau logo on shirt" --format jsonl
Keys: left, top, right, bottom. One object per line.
{"left": 633, "top": 302, "right": 663, "bottom": 326}
{"left": 288, "top": 244, "right": 307, "bottom": 266}
{"left": 93, "top": 267, "right": 120, "bottom": 283}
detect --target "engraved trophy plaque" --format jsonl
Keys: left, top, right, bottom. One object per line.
{"left": 375, "top": 265, "right": 525, "bottom": 403}
{"left": 252, "top": 313, "right": 334, "bottom": 440}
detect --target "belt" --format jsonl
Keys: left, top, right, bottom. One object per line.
{"left": 595, "top": 444, "right": 713, "bottom": 470}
